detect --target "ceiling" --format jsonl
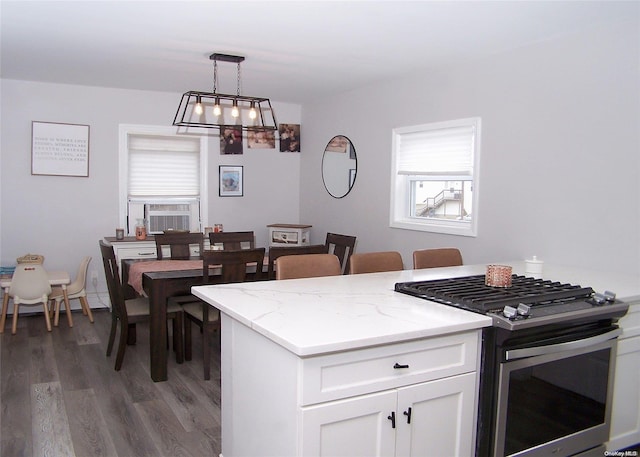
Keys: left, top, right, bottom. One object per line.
{"left": 1, "top": 1, "right": 636, "bottom": 104}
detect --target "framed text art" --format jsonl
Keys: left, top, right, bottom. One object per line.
{"left": 219, "top": 165, "right": 243, "bottom": 197}
{"left": 31, "top": 121, "right": 90, "bottom": 177}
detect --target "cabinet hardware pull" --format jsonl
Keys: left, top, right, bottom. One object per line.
{"left": 393, "top": 363, "right": 409, "bottom": 369}
{"left": 139, "top": 252, "right": 154, "bottom": 256}
{"left": 387, "top": 411, "right": 396, "bottom": 429}
{"left": 403, "top": 407, "right": 412, "bottom": 424}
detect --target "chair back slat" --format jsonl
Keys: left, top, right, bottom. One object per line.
{"left": 155, "top": 233, "right": 204, "bottom": 260}
{"left": 325, "top": 233, "right": 357, "bottom": 274}
{"left": 208, "top": 231, "right": 255, "bottom": 250}
{"left": 203, "top": 247, "right": 266, "bottom": 284}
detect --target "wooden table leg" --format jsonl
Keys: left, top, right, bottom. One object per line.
{"left": 62, "top": 286, "right": 73, "bottom": 327}
{"left": 148, "top": 277, "right": 168, "bottom": 382}
{"left": 0, "top": 288, "right": 10, "bottom": 333}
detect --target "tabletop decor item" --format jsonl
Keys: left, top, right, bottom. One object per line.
{"left": 31, "top": 121, "right": 89, "bottom": 177}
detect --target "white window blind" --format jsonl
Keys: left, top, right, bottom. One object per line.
{"left": 396, "top": 125, "right": 475, "bottom": 176}
{"left": 128, "top": 135, "right": 200, "bottom": 197}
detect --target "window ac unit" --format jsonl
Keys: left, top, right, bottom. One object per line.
{"left": 145, "top": 203, "right": 191, "bottom": 234}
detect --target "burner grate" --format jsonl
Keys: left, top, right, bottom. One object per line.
{"left": 395, "top": 275, "right": 594, "bottom": 313}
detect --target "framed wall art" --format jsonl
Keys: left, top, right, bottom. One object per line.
{"left": 31, "top": 121, "right": 90, "bottom": 177}
{"left": 219, "top": 165, "right": 243, "bottom": 197}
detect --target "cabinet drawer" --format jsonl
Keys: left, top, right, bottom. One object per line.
{"left": 116, "top": 246, "right": 157, "bottom": 260}
{"left": 300, "top": 331, "right": 479, "bottom": 406}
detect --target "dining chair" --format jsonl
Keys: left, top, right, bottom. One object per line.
{"left": 154, "top": 232, "right": 204, "bottom": 260}
{"left": 412, "top": 248, "right": 463, "bottom": 269}
{"left": 208, "top": 231, "right": 255, "bottom": 250}
{"left": 48, "top": 256, "right": 94, "bottom": 326}
{"left": 6, "top": 264, "right": 52, "bottom": 334}
{"left": 183, "top": 247, "right": 266, "bottom": 380}
{"left": 267, "top": 244, "right": 326, "bottom": 279}
{"left": 276, "top": 254, "right": 341, "bottom": 280}
{"left": 349, "top": 251, "right": 404, "bottom": 274}
{"left": 99, "top": 240, "right": 184, "bottom": 371}
{"left": 325, "top": 232, "right": 357, "bottom": 274}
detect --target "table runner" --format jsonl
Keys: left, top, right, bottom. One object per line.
{"left": 127, "top": 260, "right": 203, "bottom": 296}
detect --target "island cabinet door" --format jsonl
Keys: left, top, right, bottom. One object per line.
{"left": 300, "top": 390, "right": 397, "bottom": 457}
{"left": 395, "top": 372, "right": 477, "bottom": 457}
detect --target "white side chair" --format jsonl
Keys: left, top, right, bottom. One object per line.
{"left": 7, "top": 264, "right": 52, "bottom": 334}
{"left": 49, "top": 256, "right": 94, "bottom": 326}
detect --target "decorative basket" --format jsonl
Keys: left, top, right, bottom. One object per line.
{"left": 16, "top": 254, "right": 45, "bottom": 265}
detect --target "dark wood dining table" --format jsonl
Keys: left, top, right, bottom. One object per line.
{"left": 122, "top": 257, "right": 266, "bottom": 382}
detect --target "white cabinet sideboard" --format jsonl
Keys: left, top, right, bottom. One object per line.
{"left": 608, "top": 296, "right": 640, "bottom": 451}
{"left": 221, "top": 314, "right": 480, "bottom": 457}
{"left": 104, "top": 236, "right": 209, "bottom": 269}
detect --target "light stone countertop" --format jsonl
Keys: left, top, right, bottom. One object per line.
{"left": 191, "top": 261, "right": 640, "bottom": 357}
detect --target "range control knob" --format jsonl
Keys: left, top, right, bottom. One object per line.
{"left": 517, "top": 303, "right": 531, "bottom": 317}
{"left": 503, "top": 305, "right": 518, "bottom": 319}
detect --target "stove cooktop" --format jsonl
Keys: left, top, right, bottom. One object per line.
{"left": 395, "top": 274, "right": 629, "bottom": 331}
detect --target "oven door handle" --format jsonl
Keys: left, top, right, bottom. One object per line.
{"left": 505, "top": 328, "right": 621, "bottom": 361}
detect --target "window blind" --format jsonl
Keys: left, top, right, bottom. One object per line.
{"left": 128, "top": 135, "right": 200, "bottom": 196}
{"left": 397, "top": 125, "right": 475, "bottom": 176}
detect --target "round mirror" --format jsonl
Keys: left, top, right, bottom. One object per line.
{"left": 322, "top": 135, "right": 357, "bottom": 198}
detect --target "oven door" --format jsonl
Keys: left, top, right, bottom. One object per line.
{"left": 493, "top": 327, "right": 621, "bottom": 457}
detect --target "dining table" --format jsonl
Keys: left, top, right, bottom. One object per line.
{"left": 0, "top": 270, "right": 72, "bottom": 332}
{"left": 123, "top": 256, "right": 268, "bottom": 382}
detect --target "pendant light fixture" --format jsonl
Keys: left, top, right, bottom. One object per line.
{"left": 173, "top": 53, "right": 278, "bottom": 131}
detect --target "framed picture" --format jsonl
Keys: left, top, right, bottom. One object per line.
{"left": 278, "top": 123, "right": 301, "bottom": 152}
{"left": 219, "top": 165, "right": 243, "bottom": 197}
{"left": 31, "top": 121, "right": 90, "bottom": 177}
{"left": 220, "top": 126, "right": 244, "bottom": 155}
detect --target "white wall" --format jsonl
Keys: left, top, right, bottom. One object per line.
{"left": 300, "top": 19, "right": 640, "bottom": 276}
{"left": 0, "top": 80, "right": 302, "bottom": 298}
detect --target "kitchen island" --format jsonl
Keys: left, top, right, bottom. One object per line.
{"left": 191, "top": 262, "right": 640, "bottom": 456}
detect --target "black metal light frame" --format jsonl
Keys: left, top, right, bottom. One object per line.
{"left": 173, "top": 53, "right": 278, "bottom": 132}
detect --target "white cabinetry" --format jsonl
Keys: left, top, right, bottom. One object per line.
{"left": 105, "top": 237, "right": 208, "bottom": 267}
{"left": 608, "top": 297, "right": 640, "bottom": 451}
{"left": 221, "top": 313, "right": 480, "bottom": 457}
{"left": 267, "top": 224, "right": 311, "bottom": 247}
{"left": 301, "top": 372, "right": 476, "bottom": 457}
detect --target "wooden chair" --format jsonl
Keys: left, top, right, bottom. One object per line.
{"left": 208, "top": 231, "right": 255, "bottom": 250}
{"left": 184, "top": 247, "right": 266, "bottom": 380}
{"left": 349, "top": 251, "right": 404, "bottom": 274}
{"left": 6, "top": 264, "right": 52, "bottom": 334}
{"left": 99, "top": 240, "right": 184, "bottom": 371}
{"left": 412, "top": 248, "right": 463, "bottom": 269}
{"left": 267, "top": 244, "right": 326, "bottom": 279}
{"left": 276, "top": 254, "right": 341, "bottom": 280}
{"left": 154, "top": 232, "right": 204, "bottom": 260}
{"left": 325, "top": 232, "right": 357, "bottom": 274}
{"left": 49, "top": 256, "right": 94, "bottom": 326}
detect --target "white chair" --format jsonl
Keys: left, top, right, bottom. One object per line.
{"left": 49, "top": 256, "right": 94, "bottom": 326}
{"left": 7, "top": 264, "right": 52, "bottom": 334}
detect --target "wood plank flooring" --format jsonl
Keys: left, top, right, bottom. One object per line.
{"left": 0, "top": 309, "right": 221, "bottom": 457}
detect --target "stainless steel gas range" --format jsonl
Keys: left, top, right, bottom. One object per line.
{"left": 395, "top": 274, "right": 629, "bottom": 457}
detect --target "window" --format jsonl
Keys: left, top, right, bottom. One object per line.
{"left": 390, "top": 118, "right": 481, "bottom": 237}
{"left": 119, "top": 125, "right": 208, "bottom": 235}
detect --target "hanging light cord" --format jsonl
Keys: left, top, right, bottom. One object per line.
{"left": 236, "top": 61, "right": 242, "bottom": 96}
{"left": 213, "top": 59, "right": 218, "bottom": 94}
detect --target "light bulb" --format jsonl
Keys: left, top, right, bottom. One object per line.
{"left": 249, "top": 102, "right": 257, "bottom": 120}
{"left": 213, "top": 98, "right": 221, "bottom": 116}
{"left": 194, "top": 96, "right": 203, "bottom": 115}
{"left": 231, "top": 100, "right": 239, "bottom": 118}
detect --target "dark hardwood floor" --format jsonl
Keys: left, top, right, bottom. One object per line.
{"left": 1, "top": 309, "right": 221, "bottom": 457}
